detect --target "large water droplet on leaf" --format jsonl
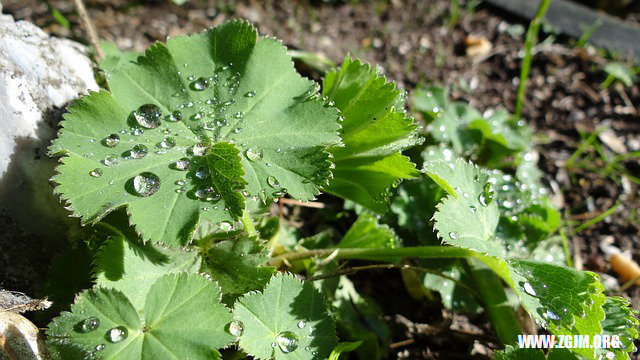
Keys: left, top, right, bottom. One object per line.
{"left": 195, "top": 166, "right": 209, "bottom": 179}
{"left": 103, "top": 134, "right": 120, "bottom": 148}
{"left": 133, "top": 172, "right": 160, "bottom": 197}
{"left": 448, "top": 231, "right": 458, "bottom": 240}
{"left": 478, "top": 183, "right": 494, "bottom": 207}
{"left": 297, "top": 321, "right": 306, "bottom": 329}
{"left": 275, "top": 331, "right": 299, "bottom": 353}
{"left": 228, "top": 321, "right": 244, "bottom": 337}
{"left": 267, "top": 176, "right": 280, "bottom": 188}
{"left": 245, "top": 148, "right": 263, "bottom": 162}
{"left": 192, "top": 143, "right": 209, "bottom": 156}
{"left": 130, "top": 144, "right": 148, "bottom": 159}
{"left": 191, "top": 77, "right": 209, "bottom": 91}
{"left": 89, "top": 169, "right": 103, "bottom": 178}
{"left": 106, "top": 326, "right": 127, "bottom": 343}
{"left": 522, "top": 282, "right": 537, "bottom": 297}
{"left": 79, "top": 317, "right": 100, "bottom": 333}
{"left": 133, "top": 104, "right": 162, "bottom": 129}
{"left": 103, "top": 155, "right": 119, "bottom": 166}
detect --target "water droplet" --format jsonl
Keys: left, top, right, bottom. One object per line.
{"left": 191, "top": 77, "right": 209, "bottom": 91}
{"left": 195, "top": 187, "right": 219, "bottom": 201}
{"left": 195, "top": 166, "right": 209, "bottom": 179}
{"left": 469, "top": 206, "right": 477, "bottom": 212}
{"left": 234, "top": 112, "right": 243, "bottom": 119}
{"left": 165, "top": 110, "right": 183, "bottom": 122}
{"left": 275, "top": 331, "right": 299, "bottom": 353}
{"left": 158, "top": 137, "right": 176, "bottom": 149}
{"left": 478, "top": 183, "right": 494, "bottom": 207}
{"left": 89, "top": 169, "right": 103, "bottom": 178}
{"left": 129, "top": 144, "right": 148, "bottom": 159}
{"left": 297, "top": 321, "right": 306, "bottom": 329}
{"left": 544, "top": 310, "right": 560, "bottom": 321}
{"left": 133, "top": 104, "right": 162, "bottom": 129}
{"left": 103, "top": 134, "right": 120, "bottom": 148}
{"left": 228, "top": 321, "right": 244, "bottom": 337}
{"left": 448, "top": 231, "right": 459, "bottom": 240}
{"left": 187, "top": 75, "right": 195, "bottom": 81}
{"left": 522, "top": 282, "right": 537, "bottom": 297}
{"left": 94, "top": 344, "right": 106, "bottom": 352}
{"left": 79, "top": 317, "right": 100, "bottom": 333}
{"left": 192, "top": 111, "right": 204, "bottom": 120}
{"left": 175, "top": 158, "right": 191, "bottom": 170}
{"left": 267, "top": 176, "right": 280, "bottom": 188}
{"left": 103, "top": 155, "right": 119, "bottom": 166}
{"left": 233, "top": 127, "right": 242, "bottom": 133}
{"left": 245, "top": 91, "right": 255, "bottom": 97}
{"left": 192, "top": 143, "right": 209, "bottom": 156}
{"left": 244, "top": 148, "right": 263, "bottom": 162}
{"left": 106, "top": 326, "right": 127, "bottom": 343}
{"left": 132, "top": 172, "right": 161, "bottom": 197}
{"left": 219, "top": 221, "right": 233, "bottom": 231}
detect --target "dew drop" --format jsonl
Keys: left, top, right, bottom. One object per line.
{"left": 94, "top": 344, "right": 106, "bottom": 352}
{"left": 191, "top": 77, "right": 209, "bottom": 91}
{"left": 195, "top": 166, "right": 209, "bottom": 179}
{"left": 132, "top": 172, "right": 161, "bottom": 197}
{"left": 165, "top": 110, "right": 183, "bottom": 122}
{"left": 79, "top": 317, "right": 100, "bottom": 333}
{"left": 129, "top": 144, "right": 148, "bottom": 159}
{"left": 192, "top": 111, "right": 204, "bottom": 120}
{"left": 192, "top": 143, "right": 209, "bottom": 156}
{"left": 267, "top": 175, "right": 280, "bottom": 188}
{"left": 89, "top": 169, "right": 103, "bottom": 178}
{"left": 219, "top": 221, "right": 233, "bottom": 231}
{"left": 544, "top": 310, "right": 560, "bottom": 321}
{"left": 297, "top": 321, "right": 306, "bottom": 329}
{"left": 228, "top": 321, "right": 244, "bottom": 337}
{"left": 103, "top": 134, "right": 120, "bottom": 148}
{"left": 245, "top": 91, "right": 255, "bottom": 97}
{"left": 522, "top": 282, "right": 537, "bottom": 297}
{"left": 478, "top": 183, "right": 494, "bottom": 207}
{"left": 448, "top": 231, "right": 459, "bottom": 240}
{"left": 175, "top": 157, "right": 191, "bottom": 170}
{"left": 103, "top": 155, "right": 119, "bottom": 166}
{"left": 106, "top": 326, "right": 127, "bottom": 343}
{"left": 469, "top": 206, "right": 477, "bottom": 213}
{"left": 158, "top": 137, "right": 176, "bottom": 149}
{"left": 275, "top": 331, "right": 299, "bottom": 353}
{"left": 244, "top": 148, "right": 263, "bottom": 162}
{"left": 133, "top": 104, "right": 162, "bottom": 129}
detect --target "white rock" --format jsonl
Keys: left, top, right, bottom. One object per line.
{"left": 0, "top": 14, "right": 98, "bottom": 235}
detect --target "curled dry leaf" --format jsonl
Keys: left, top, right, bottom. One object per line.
{"left": 0, "top": 310, "right": 48, "bottom": 360}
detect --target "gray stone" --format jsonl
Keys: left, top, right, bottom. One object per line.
{"left": 0, "top": 14, "right": 97, "bottom": 238}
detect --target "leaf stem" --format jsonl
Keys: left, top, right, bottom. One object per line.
{"left": 269, "top": 246, "right": 476, "bottom": 267}
{"left": 241, "top": 209, "right": 257, "bottom": 237}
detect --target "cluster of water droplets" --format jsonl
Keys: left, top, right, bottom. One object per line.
{"left": 75, "top": 316, "right": 129, "bottom": 354}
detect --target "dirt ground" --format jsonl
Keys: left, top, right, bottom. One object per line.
{"left": 2, "top": 0, "right": 640, "bottom": 358}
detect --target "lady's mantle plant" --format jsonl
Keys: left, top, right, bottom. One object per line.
{"left": 44, "top": 19, "right": 638, "bottom": 360}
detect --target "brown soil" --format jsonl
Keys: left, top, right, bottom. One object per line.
{"left": 3, "top": 0, "right": 640, "bottom": 358}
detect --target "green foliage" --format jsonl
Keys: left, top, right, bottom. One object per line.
{"left": 233, "top": 273, "right": 337, "bottom": 360}
{"left": 49, "top": 19, "right": 340, "bottom": 246}
{"left": 47, "top": 273, "right": 234, "bottom": 359}
{"left": 322, "top": 56, "right": 421, "bottom": 213}
{"left": 42, "top": 18, "right": 638, "bottom": 360}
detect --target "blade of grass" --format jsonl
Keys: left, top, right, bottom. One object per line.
{"left": 572, "top": 201, "right": 621, "bottom": 235}
{"left": 514, "top": 0, "right": 551, "bottom": 119}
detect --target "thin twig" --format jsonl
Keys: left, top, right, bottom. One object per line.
{"left": 389, "top": 338, "right": 415, "bottom": 349}
{"left": 72, "top": 0, "right": 104, "bottom": 60}
{"left": 279, "top": 198, "right": 326, "bottom": 209}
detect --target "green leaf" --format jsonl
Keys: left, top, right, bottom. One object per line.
{"left": 338, "top": 212, "right": 398, "bottom": 249}
{"left": 233, "top": 273, "right": 337, "bottom": 360}
{"left": 599, "top": 296, "right": 639, "bottom": 359}
{"left": 425, "top": 159, "right": 503, "bottom": 257}
{"left": 49, "top": 19, "right": 340, "bottom": 246}
{"left": 411, "top": 85, "right": 448, "bottom": 120}
{"left": 322, "top": 56, "right": 420, "bottom": 213}
{"left": 204, "top": 237, "right": 275, "bottom": 299}
{"left": 507, "top": 259, "right": 606, "bottom": 359}
{"left": 604, "top": 62, "right": 637, "bottom": 87}
{"left": 421, "top": 260, "right": 481, "bottom": 313}
{"left": 94, "top": 234, "right": 201, "bottom": 309}
{"left": 47, "top": 273, "right": 234, "bottom": 359}
{"left": 99, "top": 41, "right": 143, "bottom": 73}
{"left": 331, "top": 277, "right": 390, "bottom": 359}
{"left": 328, "top": 341, "right": 362, "bottom": 360}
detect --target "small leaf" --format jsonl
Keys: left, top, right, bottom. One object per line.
{"left": 604, "top": 62, "right": 637, "bottom": 87}
{"left": 49, "top": 20, "right": 340, "bottom": 246}
{"left": 425, "top": 159, "right": 503, "bottom": 257}
{"left": 204, "top": 237, "right": 275, "bottom": 299}
{"left": 328, "top": 341, "right": 362, "bottom": 360}
{"left": 94, "top": 234, "right": 201, "bottom": 309}
{"left": 233, "top": 273, "right": 337, "bottom": 360}
{"left": 338, "top": 212, "right": 398, "bottom": 249}
{"left": 322, "top": 56, "right": 420, "bottom": 213}
{"left": 47, "top": 274, "right": 234, "bottom": 359}
{"left": 598, "top": 296, "right": 639, "bottom": 359}
{"left": 411, "top": 85, "right": 448, "bottom": 119}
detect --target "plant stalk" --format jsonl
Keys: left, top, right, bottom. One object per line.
{"left": 241, "top": 209, "right": 257, "bottom": 237}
